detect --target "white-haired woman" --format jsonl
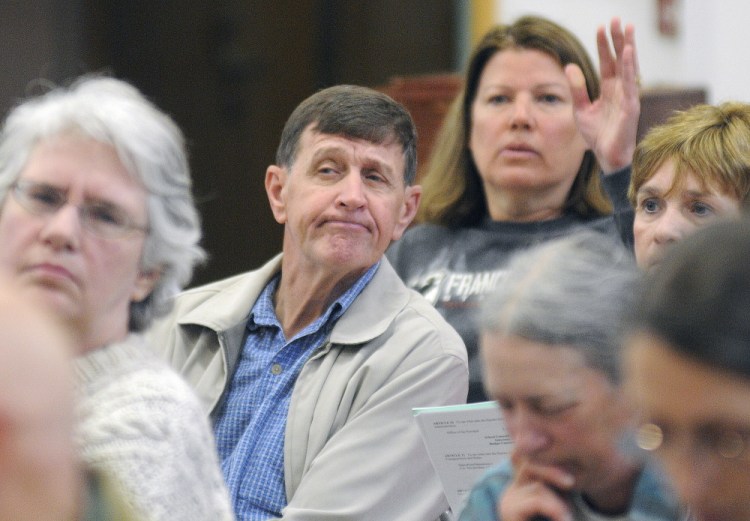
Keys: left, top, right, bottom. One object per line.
{"left": 0, "top": 76, "right": 234, "bottom": 521}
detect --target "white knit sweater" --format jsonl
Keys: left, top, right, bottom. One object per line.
{"left": 74, "top": 334, "right": 235, "bottom": 521}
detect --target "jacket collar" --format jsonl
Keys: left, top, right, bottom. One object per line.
{"left": 178, "top": 254, "right": 410, "bottom": 346}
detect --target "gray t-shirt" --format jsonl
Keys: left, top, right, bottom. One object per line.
{"left": 387, "top": 168, "right": 634, "bottom": 402}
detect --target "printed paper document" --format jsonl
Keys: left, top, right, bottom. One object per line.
{"left": 413, "top": 401, "right": 512, "bottom": 518}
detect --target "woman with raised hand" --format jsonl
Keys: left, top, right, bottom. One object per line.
{"left": 387, "top": 16, "right": 640, "bottom": 402}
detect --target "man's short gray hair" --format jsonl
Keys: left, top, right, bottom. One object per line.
{"left": 275, "top": 85, "right": 418, "bottom": 185}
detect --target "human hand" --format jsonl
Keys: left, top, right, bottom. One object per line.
{"left": 498, "top": 455, "right": 576, "bottom": 521}
{"left": 566, "top": 17, "right": 641, "bottom": 174}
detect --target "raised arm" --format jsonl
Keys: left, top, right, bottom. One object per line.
{"left": 566, "top": 18, "right": 641, "bottom": 174}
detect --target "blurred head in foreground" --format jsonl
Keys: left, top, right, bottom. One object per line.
{"left": 625, "top": 218, "right": 750, "bottom": 521}
{"left": 479, "top": 231, "right": 643, "bottom": 517}
{"left": 0, "top": 277, "right": 80, "bottom": 521}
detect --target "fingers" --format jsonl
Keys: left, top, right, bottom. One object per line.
{"left": 609, "top": 17, "right": 625, "bottom": 61}
{"left": 598, "top": 17, "right": 639, "bottom": 82}
{"left": 620, "top": 44, "right": 640, "bottom": 100}
{"left": 500, "top": 458, "right": 575, "bottom": 521}
{"left": 596, "top": 24, "right": 616, "bottom": 79}
{"left": 616, "top": 20, "right": 640, "bottom": 97}
{"left": 515, "top": 459, "right": 575, "bottom": 493}
{"left": 624, "top": 22, "right": 641, "bottom": 82}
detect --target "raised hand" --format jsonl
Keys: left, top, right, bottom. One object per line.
{"left": 566, "top": 18, "right": 641, "bottom": 174}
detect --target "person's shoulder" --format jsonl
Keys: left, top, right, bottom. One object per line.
{"left": 478, "top": 458, "right": 514, "bottom": 489}
{"left": 393, "top": 283, "right": 468, "bottom": 364}
{"left": 399, "top": 222, "right": 465, "bottom": 244}
{"left": 79, "top": 338, "right": 205, "bottom": 413}
{"left": 458, "top": 460, "right": 514, "bottom": 521}
{"left": 76, "top": 351, "right": 233, "bottom": 521}
{"left": 387, "top": 222, "right": 468, "bottom": 271}
{"left": 172, "top": 270, "right": 259, "bottom": 308}
{"left": 632, "top": 461, "right": 689, "bottom": 520}
{"left": 161, "top": 254, "right": 282, "bottom": 322}
{"left": 77, "top": 348, "right": 218, "bottom": 478}
{"left": 471, "top": 460, "right": 514, "bottom": 496}
{"left": 402, "top": 287, "right": 462, "bottom": 335}
{"left": 357, "top": 261, "right": 467, "bottom": 366}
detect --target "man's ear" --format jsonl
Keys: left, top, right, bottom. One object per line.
{"left": 391, "top": 184, "right": 422, "bottom": 241}
{"left": 265, "top": 165, "right": 288, "bottom": 225}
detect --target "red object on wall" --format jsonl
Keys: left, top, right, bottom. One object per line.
{"left": 377, "top": 74, "right": 463, "bottom": 182}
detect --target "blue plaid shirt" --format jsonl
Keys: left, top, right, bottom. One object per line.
{"left": 213, "top": 263, "right": 379, "bottom": 520}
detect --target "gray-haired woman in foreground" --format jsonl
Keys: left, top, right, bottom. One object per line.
{"left": 0, "top": 76, "right": 234, "bottom": 521}
{"left": 459, "top": 231, "right": 686, "bottom": 521}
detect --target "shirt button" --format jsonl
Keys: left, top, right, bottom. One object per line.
{"left": 271, "top": 363, "right": 282, "bottom": 375}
